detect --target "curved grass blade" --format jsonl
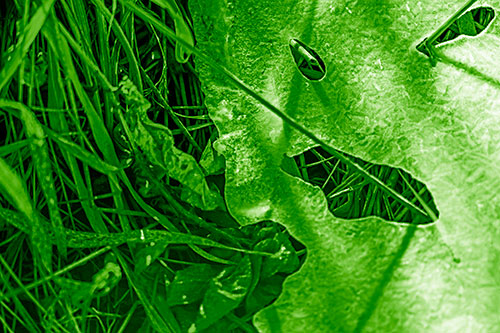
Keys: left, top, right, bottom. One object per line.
{"left": 20, "top": 103, "right": 67, "bottom": 257}
{"left": 45, "top": 128, "right": 121, "bottom": 175}
{"left": 0, "top": 158, "right": 36, "bottom": 226}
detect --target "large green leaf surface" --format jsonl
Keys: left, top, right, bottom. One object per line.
{"left": 189, "top": 0, "right": 500, "bottom": 331}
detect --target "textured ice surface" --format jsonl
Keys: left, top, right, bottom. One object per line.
{"left": 190, "top": 0, "right": 500, "bottom": 331}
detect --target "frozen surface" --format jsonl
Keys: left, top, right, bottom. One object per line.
{"left": 190, "top": 0, "right": 500, "bottom": 331}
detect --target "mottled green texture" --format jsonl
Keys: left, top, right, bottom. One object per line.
{"left": 190, "top": 0, "right": 500, "bottom": 331}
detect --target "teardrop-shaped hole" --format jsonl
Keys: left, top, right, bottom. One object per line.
{"left": 289, "top": 38, "right": 326, "bottom": 81}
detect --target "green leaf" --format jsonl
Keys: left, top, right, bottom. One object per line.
{"left": 119, "top": 78, "right": 224, "bottom": 210}
{"left": 243, "top": 222, "right": 300, "bottom": 279}
{"left": 192, "top": 256, "right": 252, "bottom": 332}
{"left": 244, "top": 275, "right": 284, "bottom": 316}
{"left": 167, "top": 264, "right": 219, "bottom": 306}
{"left": 46, "top": 129, "right": 121, "bottom": 174}
{"left": 190, "top": 0, "right": 500, "bottom": 331}
{"left": 199, "top": 138, "right": 225, "bottom": 176}
{"left": 167, "top": 256, "right": 254, "bottom": 332}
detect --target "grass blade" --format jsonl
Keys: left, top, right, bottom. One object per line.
{"left": 398, "top": 170, "right": 439, "bottom": 222}
{"left": 0, "top": 156, "right": 52, "bottom": 271}
{"left": 150, "top": 0, "right": 194, "bottom": 63}
{"left": 45, "top": 128, "right": 121, "bottom": 174}
{"left": 2, "top": 99, "right": 67, "bottom": 257}
{"left": 0, "top": 0, "right": 56, "bottom": 93}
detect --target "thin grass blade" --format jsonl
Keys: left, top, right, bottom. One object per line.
{"left": 0, "top": 157, "right": 52, "bottom": 271}
{"left": 0, "top": 0, "right": 56, "bottom": 92}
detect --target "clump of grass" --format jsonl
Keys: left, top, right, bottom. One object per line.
{"left": 289, "top": 147, "right": 439, "bottom": 224}
{"left": 0, "top": 0, "right": 305, "bottom": 331}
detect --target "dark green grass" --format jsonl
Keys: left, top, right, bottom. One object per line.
{"left": 0, "top": 0, "right": 304, "bottom": 331}
{"left": 288, "top": 147, "right": 439, "bottom": 224}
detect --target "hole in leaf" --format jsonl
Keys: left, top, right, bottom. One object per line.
{"left": 417, "top": 6, "right": 495, "bottom": 57}
{"left": 436, "top": 6, "right": 495, "bottom": 43}
{"left": 289, "top": 38, "right": 326, "bottom": 81}
{"left": 283, "top": 147, "right": 439, "bottom": 224}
